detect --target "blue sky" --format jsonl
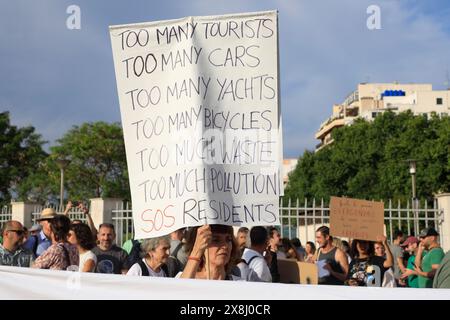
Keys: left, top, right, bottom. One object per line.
{"left": 1, "top": 0, "right": 450, "bottom": 158}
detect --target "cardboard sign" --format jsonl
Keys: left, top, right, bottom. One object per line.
{"left": 109, "top": 11, "right": 282, "bottom": 238}
{"left": 278, "top": 258, "right": 318, "bottom": 285}
{"left": 298, "top": 262, "right": 319, "bottom": 285}
{"left": 330, "top": 196, "right": 384, "bottom": 241}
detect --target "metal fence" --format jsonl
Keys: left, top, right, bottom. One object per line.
{"left": 31, "top": 204, "right": 88, "bottom": 225}
{"left": 111, "top": 198, "right": 444, "bottom": 246}
{"left": 279, "top": 198, "right": 444, "bottom": 244}
{"left": 0, "top": 205, "right": 12, "bottom": 230}
{"left": 112, "top": 202, "right": 133, "bottom": 246}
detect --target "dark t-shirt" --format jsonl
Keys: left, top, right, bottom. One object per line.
{"left": 92, "top": 245, "right": 128, "bottom": 274}
{"left": 269, "top": 251, "right": 280, "bottom": 283}
{"left": 318, "top": 247, "right": 344, "bottom": 285}
{"left": 348, "top": 255, "right": 386, "bottom": 286}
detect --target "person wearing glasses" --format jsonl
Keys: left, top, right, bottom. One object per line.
{"left": 0, "top": 220, "right": 34, "bottom": 267}
{"left": 23, "top": 208, "right": 57, "bottom": 257}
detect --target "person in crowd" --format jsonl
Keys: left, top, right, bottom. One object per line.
{"left": 236, "top": 227, "right": 249, "bottom": 257}
{"left": 280, "top": 238, "right": 301, "bottom": 260}
{"left": 127, "top": 236, "right": 171, "bottom": 277}
{"left": 374, "top": 241, "right": 386, "bottom": 257}
{"left": 268, "top": 227, "right": 282, "bottom": 282}
{"left": 333, "top": 237, "right": 352, "bottom": 264}
{"left": 291, "top": 238, "right": 306, "bottom": 261}
{"left": 29, "top": 224, "right": 41, "bottom": 237}
{"left": 415, "top": 227, "right": 445, "bottom": 288}
{"left": 180, "top": 224, "right": 242, "bottom": 281}
{"left": 124, "top": 238, "right": 143, "bottom": 269}
{"left": 315, "top": 226, "right": 349, "bottom": 285}
{"left": 64, "top": 201, "right": 98, "bottom": 237}
{"left": 122, "top": 238, "right": 138, "bottom": 254}
{"left": 0, "top": 221, "right": 34, "bottom": 267}
{"left": 389, "top": 229, "right": 406, "bottom": 282}
{"left": 169, "top": 227, "right": 187, "bottom": 268}
{"left": 33, "top": 215, "right": 79, "bottom": 270}
{"left": 68, "top": 223, "right": 97, "bottom": 272}
{"left": 92, "top": 223, "right": 128, "bottom": 274}
{"left": 374, "top": 240, "right": 397, "bottom": 287}
{"left": 341, "top": 240, "right": 351, "bottom": 256}
{"left": 304, "top": 241, "right": 316, "bottom": 263}
{"left": 241, "top": 226, "right": 272, "bottom": 282}
{"left": 347, "top": 236, "right": 393, "bottom": 287}
{"left": 23, "top": 208, "right": 57, "bottom": 256}
{"left": 433, "top": 250, "right": 450, "bottom": 288}
{"left": 399, "top": 236, "right": 420, "bottom": 288}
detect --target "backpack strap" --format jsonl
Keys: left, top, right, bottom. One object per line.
{"left": 246, "top": 254, "right": 261, "bottom": 266}
{"left": 161, "top": 263, "right": 169, "bottom": 277}
{"left": 137, "top": 259, "right": 149, "bottom": 276}
{"left": 172, "top": 242, "right": 183, "bottom": 258}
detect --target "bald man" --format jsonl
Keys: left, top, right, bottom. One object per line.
{"left": 0, "top": 220, "right": 34, "bottom": 267}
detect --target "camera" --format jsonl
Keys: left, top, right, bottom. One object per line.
{"left": 71, "top": 201, "right": 79, "bottom": 207}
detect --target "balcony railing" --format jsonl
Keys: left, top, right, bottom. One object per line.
{"left": 343, "top": 90, "right": 359, "bottom": 106}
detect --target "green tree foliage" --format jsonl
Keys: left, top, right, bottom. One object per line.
{"left": 48, "top": 122, "right": 130, "bottom": 202}
{"left": 0, "top": 112, "right": 47, "bottom": 205}
{"left": 16, "top": 156, "right": 60, "bottom": 204}
{"left": 284, "top": 111, "right": 450, "bottom": 204}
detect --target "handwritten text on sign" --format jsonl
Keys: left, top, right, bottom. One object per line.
{"left": 109, "top": 11, "right": 281, "bottom": 238}
{"left": 330, "top": 196, "right": 384, "bottom": 241}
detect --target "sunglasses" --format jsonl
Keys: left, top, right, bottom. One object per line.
{"left": 8, "top": 230, "right": 25, "bottom": 236}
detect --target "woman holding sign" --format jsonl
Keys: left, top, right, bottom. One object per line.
{"left": 180, "top": 224, "right": 242, "bottom": 280}
{"left": 346, "top": 236, "right": 394, "bottom": 287}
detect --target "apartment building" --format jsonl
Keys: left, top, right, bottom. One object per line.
{"left": 315, "top": 83, "right": 450, "bottom": 151}
{"left": 282, "top": 158, "right": 298, "bottom": 187}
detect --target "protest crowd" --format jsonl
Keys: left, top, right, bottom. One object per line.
{"left": 1, "top": 201, "right": 449, "bottom": 289}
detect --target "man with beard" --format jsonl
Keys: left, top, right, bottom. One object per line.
{"left": 415, "top": 227, "right": 444, "bottom": 288}
{"left": 315, "top": 226, "right": 349, "bottom": 285}
{"left": 92, "top": 223, "right": 128, "bottom": 274}
{"left": 0, "top": 221, "right": 34, "bottom": 267}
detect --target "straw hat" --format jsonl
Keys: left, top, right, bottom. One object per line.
{"left": 37, "top": 208, "right": 57, "bottom": 221}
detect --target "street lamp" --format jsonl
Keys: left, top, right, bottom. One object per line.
{"left": 406, "top": 159, "right": 418, "bottom": 235}
{"left": 56, "top": 158, "right": 70, "bottom": 211}
{"left": 408, "top": 159, "right": 417, "bottom": 200}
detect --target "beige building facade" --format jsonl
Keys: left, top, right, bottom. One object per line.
{"left": 315, "top": 83, "right": 450, "bottom": 151}
{"left": 282, "top": 158, "right": 298, "bottom": 187}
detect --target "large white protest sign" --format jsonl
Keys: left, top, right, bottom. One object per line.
{"left": 110, "top": 11, "right": 282, "bottom": 238}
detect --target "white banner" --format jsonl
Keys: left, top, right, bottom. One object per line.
{"left": 109, "top": 11, "right": 282, "bottom": 238}
{"left": 1, "top": 266, "right": 449, "bottom": 300}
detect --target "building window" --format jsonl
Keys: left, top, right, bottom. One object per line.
{"left": 441, "top": 113, "right": 448, "bottom": 117}
{"left": 372, "top": 112, "right": 377, "bottom": 119}
{"left": 437, "top": 98, "right": 443, "bottom": 105}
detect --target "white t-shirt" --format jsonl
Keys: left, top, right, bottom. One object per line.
{"left": 242, "top": 248, "right": 272, "bottom": 282}
{"left": 126, "top": 258, "right": 166, "bottom": 277}
{"left": 79, "top": 250, "right": 97, "bottom": 272}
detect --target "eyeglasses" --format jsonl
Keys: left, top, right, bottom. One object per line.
{"left": 8, "top": 230, "right": 25, "bottom": 236}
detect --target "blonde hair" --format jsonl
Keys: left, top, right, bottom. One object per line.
{"left": 332, "top": 237, "right": 345, "bottom": 251}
